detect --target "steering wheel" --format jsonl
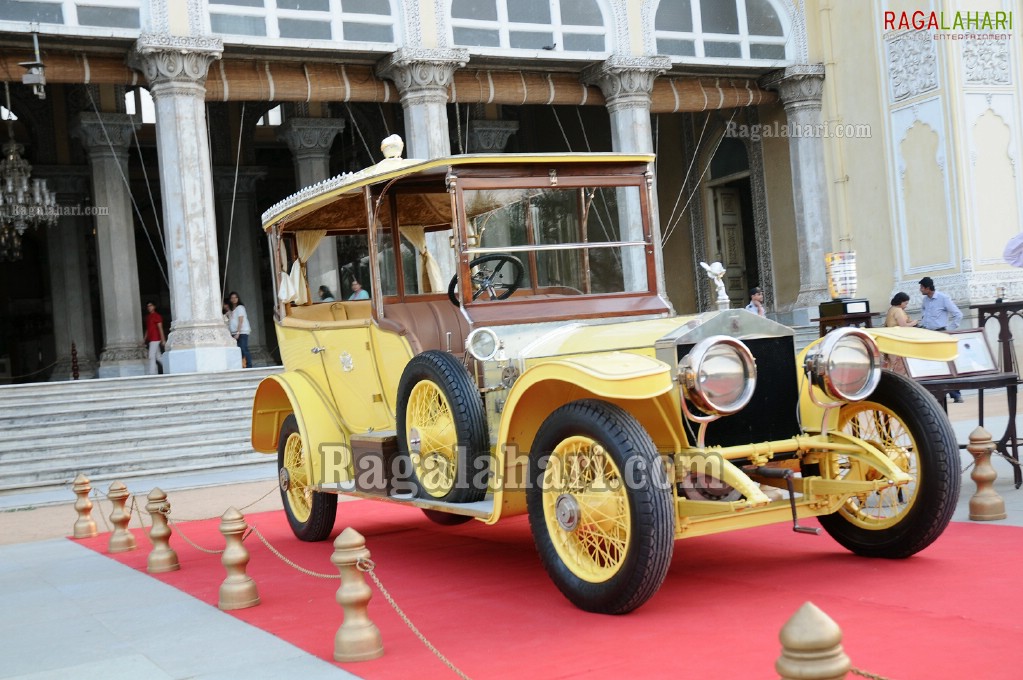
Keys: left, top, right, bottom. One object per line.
{"left": 448, "top": 254, "right": 524, "bottom": 307}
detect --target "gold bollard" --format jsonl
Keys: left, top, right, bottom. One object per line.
{"left": 967, "top": 427, "right": 1007, "bottom": 521}
{"left": 71, "top": 474, "right": 97, "bottom": 539}
{"left": 218, "top": 507, "right": 260, "bottom": 610}
{"left": 106, "top": 481, "right": 137, "bottom": 553}
{"left": 331, "top": 527, "right": 384, "bottom": 662}
{"left": 146, "top": 487, "right": 179, "bottom": 573}
{"left": 776, "top": 601, "right": 850, "bottom": 680}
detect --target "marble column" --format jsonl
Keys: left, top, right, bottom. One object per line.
{"left": 762, "top": 64, "right": 832, "bottom": 318}
{"left": 467, "top": 120, "right": 518, "bottom": 153}
{"left": 213, "top": 166, "right": 272, "bottom": 366}
{"left": 376, "top": 48, "right": 468, "bottom": 159}
{"left": 130, "top": 34, "right": 241, "bottom": 373}
{"left": 277, "top": 118, "right": 346, "bottom": 298}
{"left": 38, "top": 167, "right": 98, "bottom": 379}
{"left": 582, "top": 56, "right": 670, "bottom": 297}
{"left": 71, "top": 113, "right": 147, "bottom": 378}
{"left": 377, "top": 48, "right": 468, "bottom": 279}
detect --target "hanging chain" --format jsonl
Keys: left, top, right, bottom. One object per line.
{"left": 850, "top": 667, "right": 895, "bottom": 680}
{"left": 357, "top": 557, "right": 471, "bottom": 680}
{"left": 160, "top": 485, "right": 278, "bottom": 522}
{"left": 165, "top": 516, "right": 224, "bottom": 555}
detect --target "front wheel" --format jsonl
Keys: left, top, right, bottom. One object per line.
{"left": 820, "top": 371, "right": 960, "bottom": 558}
{"left": 526, "top": 400, "right": 674, "bottom": 614}
{"left": 277, "top": 414, "right": 337, "bottom": 541}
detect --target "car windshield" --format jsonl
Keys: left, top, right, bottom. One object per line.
{"left": 458, "top": 183, "right": 650, "bottom": 302}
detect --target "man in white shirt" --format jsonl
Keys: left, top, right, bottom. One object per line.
{"left": 745, "top": 287, "right": 766, "bottom": 316}
{"left": 918, "top": 276, "right": 964, "bottom": 402}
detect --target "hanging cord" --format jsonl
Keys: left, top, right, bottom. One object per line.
{"left": 463, "top": 104, "right": 471, "bottom": 155}
{"left": 664, "top": 111, "right": 710, "bottom": 231}
{"left": 85, "top": 87, "right": 169, "bottom": 288}
{"left": 662, "top": 108, "right": 738, "bottom": 246}
{"left": 454, "top": 102, "right": 464, "bottom": 154}
{"left": 345, "top": 102, "right": 377, "bottom": 164}
{"left": 129, "top": 108, "right": 165, "bottom": 253}
{"left": 221, "top": 102, "right": 246, "bottom": 303}
{"left": 376, "top": 102, "right": 390, "bottom": 136}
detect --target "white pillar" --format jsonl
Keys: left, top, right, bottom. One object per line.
{"left": 213, "top": 166, "right": 272, "bottom": 365}
{"left": 130, "top": 34, "right": 240, "bottom": 373}
{"left": 277, "top": 118, "right": 346, "bottom": 298}
{"left": 71, "top": 113, "right": 147, "bottom": 378}
{"left": 582, "top": 56, "right": 670, "bottom": 297}
{"left": 762, "top": 65, "right": 832, "bottom": 317}
{"left": 39, "top": 167, "right": 97, "bottom": 379}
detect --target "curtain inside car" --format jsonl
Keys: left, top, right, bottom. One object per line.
{"left": 399, "top": 226, "right": 445, "bottom": 293}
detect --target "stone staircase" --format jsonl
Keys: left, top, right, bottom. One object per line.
{"left": 0, "top": 368, "right": 280, "bottom": 499}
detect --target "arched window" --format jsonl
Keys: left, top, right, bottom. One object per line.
{"left": 209, "top": 0, "right": 395, "bottom": 43}
{"left": 655, "top": 0, "right": 788, "bottom": 61}
{"left": 451, "top": 0, "right": 607, "bottom": 52}
{"left": 124, "top": 88, "right": 156, "bottom": 124}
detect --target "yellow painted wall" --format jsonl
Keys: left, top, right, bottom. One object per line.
{"left": 655, "top": 114, "right": 696, "bottom": 312}
{"left": 758, "top": 102, "right": 800, "bottom": 307}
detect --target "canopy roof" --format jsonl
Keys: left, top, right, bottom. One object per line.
{"left": 261, "top": 145, "right": 655, "bottom": 234}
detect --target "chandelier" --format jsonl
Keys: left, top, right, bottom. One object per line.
{"left": 0, "top": 82, "right": 57, "bottom": 261}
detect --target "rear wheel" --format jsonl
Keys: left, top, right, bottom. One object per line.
{"left": 396, "top": 351, "right": 490, "bottom": 503}
{"left": 526, "top": 400, "right": 674, "bottom": 614}
{"left": 277, "top": 414, "right": 337, "bottom": 541}
{"left": 820, "top": 371, "right": 960, "bottom": 558}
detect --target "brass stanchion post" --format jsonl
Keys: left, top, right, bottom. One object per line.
{"left": 106, "top": 481, "right": 136, "bottom": 553}
{"left": 218, "top": 507, "right": 260, "bottom": 610}
{"left": 776, "top": 601, "right": 850, "bottom": 680}
{"left": 331, "top": 527, "right": 383, "bottom": 662}
{"left": 967, "top": 426, "right": 1007, "bottom": 521}
{"left": 71, "top": 473, "right": 97, "bottom": 539}
{"left": 146, "top": 487, "right": 179, "bottom": 573}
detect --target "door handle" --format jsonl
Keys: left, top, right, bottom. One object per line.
{"left": 311, "top": 346, "right": 326, "bottom": 354}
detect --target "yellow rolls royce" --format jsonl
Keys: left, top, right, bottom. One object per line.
{"left": 251, "top": 135, "right": 960, "bottom": 614}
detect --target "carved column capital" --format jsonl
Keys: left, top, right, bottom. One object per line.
{"left": 71, "top": 113, "right": 139, "bottom": 161}
{"left": 212, "top": 166, "right": 268, "bottom": 194}
{"left": 129, "top": 33, "right": 224, "bottom": 97}
{"left": 581, "top": 56, "right": 670, "bottom": 113}
{"left": 34, "top": 165, "right": 91, "bottom": 201}
{"left": 467, "top": 120, "right": 518, "bottom": 153}
{"left": 278, "top": 118, "right": 347, "bottom": 162}
{"left": 760, "top": 64, "right": 826, "bottom": 117}
{"left": 376, "top": 48, "right": 469, "bottom": 108}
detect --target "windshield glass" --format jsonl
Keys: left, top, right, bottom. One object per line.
{"left": 460, "top": 184, "right": 649, "bottom": 301}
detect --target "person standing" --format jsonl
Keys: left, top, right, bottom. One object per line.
{"left": 918, "top": 276, "right": 964, "bottom": 402}
{"left": 883, "top": 292, "right": 916, "bottom": 375}
{"left": 348, "top": 280, "right": 370, "bottom": 300}
{"left": 744, "top": 286, "right": 766, "bottom": 316}
{"left": 143, "top": 301, "right": 165, "bottom": 375}
{"left": 227, "top": 291, "right": 253, "bottom": 368}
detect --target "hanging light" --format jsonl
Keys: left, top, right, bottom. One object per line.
{"left": 0, "top": 82, "right": 57, "bottom": 261}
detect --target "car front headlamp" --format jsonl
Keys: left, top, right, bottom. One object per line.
{"left": 466, "top": 327, "right": 500, "bottom": 361}
{"left": 679, "top": 336, "right": 757, "bottom": 416}
{"left": 804, "top": 327, "right": 881, "bottom": 402}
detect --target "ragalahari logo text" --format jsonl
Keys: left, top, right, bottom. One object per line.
{"left": 883, "top": 10, "right": 1012, "bottom": 32}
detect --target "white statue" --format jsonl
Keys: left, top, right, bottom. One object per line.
{"left": 700, "top": 261, "right": 730, "bottom": 311}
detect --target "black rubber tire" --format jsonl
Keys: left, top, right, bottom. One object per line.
{"left": 526, "top": 399, "right": 674, "bottom": 614}
{"left": 277, "top": 414, "right": 337, "bottom": 542}
{"left": 396, "top": 350, "right": 490, "bottom": 503}
{"left": 421, "top": 509, "right": 474, "bottom": 526}
{"left": 448, "top": 254, "right": 524, "bottom": 306}
{"left": 819, "top": 371, "right": 961, "bottom": 558}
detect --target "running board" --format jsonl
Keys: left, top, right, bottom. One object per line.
{"left": 318, "top": 482, "right": 494, "bottom": 519}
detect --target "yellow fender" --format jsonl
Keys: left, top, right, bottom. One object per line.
{"left": 251, "top": 372, "right": 353, "bottom": 485}
{"left": 797, "top": 326, "right": 959, "bottom": 431}
{"left": 488, "top": 352, "right": 677, "bottom": 523}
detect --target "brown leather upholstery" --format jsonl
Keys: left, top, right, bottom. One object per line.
{"left": 382, "top": 300, "right": 471, "bottom": 355}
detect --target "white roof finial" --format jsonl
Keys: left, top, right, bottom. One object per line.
{"left": 381, "top": 134, "right": 404, "bottom": 160}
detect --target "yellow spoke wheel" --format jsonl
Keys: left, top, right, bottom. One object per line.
{"left": 276, "top": 414, "right": 337, "bottom": 541}
{"left": 818, "top": 372, "right": 960, "bottom": 559}
{"left": 396, "top": 351, "right": 489, "bottom": 505}
{"left": 526, "top": 400, "right": 673, "bottom": 615}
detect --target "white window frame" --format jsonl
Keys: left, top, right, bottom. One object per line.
{"left": 654, "top": 0, "right": 791, "bottom": 64}
{"left": 449, "top": 0, "right": 609, "bottom": 55}
{"left": 206, "top": 0, "right": 396, "bottom": 44}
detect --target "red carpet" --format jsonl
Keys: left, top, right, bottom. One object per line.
{"left": 78, "top": 501, "right": 1021, "bottom": 679}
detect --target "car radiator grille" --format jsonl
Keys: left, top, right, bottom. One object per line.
{"left": 678, "top": 336, "right": 802, "bottom": 449}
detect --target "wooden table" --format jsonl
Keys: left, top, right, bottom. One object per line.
{"left": 918, "top": 371, "right": 1021, "bottom": 488}
{"left": 811, "top": 312, "right": 878, "bottom": 338}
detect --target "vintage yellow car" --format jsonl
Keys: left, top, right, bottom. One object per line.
{"left": 251, "top": 135, "right": 960, "bottom": 614}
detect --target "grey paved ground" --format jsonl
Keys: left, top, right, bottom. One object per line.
{"left": 0, "top": 388, "right": 1019, "bottom": 679}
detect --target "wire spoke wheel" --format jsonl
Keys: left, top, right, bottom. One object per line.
{"left": 818, "top": 371, "right": 960, "bottom": 559}
{"left": 277, "top": 414, "right": 337, "bottom": 541}
{"left": 407, "top": 380, "right": 459, "bottom": 499}
{"left": 542, "top": 437, "right": 631, "bottom": 582}
{"left": 527, "top": 400, "right": 673, "bottom": 614}
{"left": 835, "top": 401, "right": 919, "bottom": 529}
